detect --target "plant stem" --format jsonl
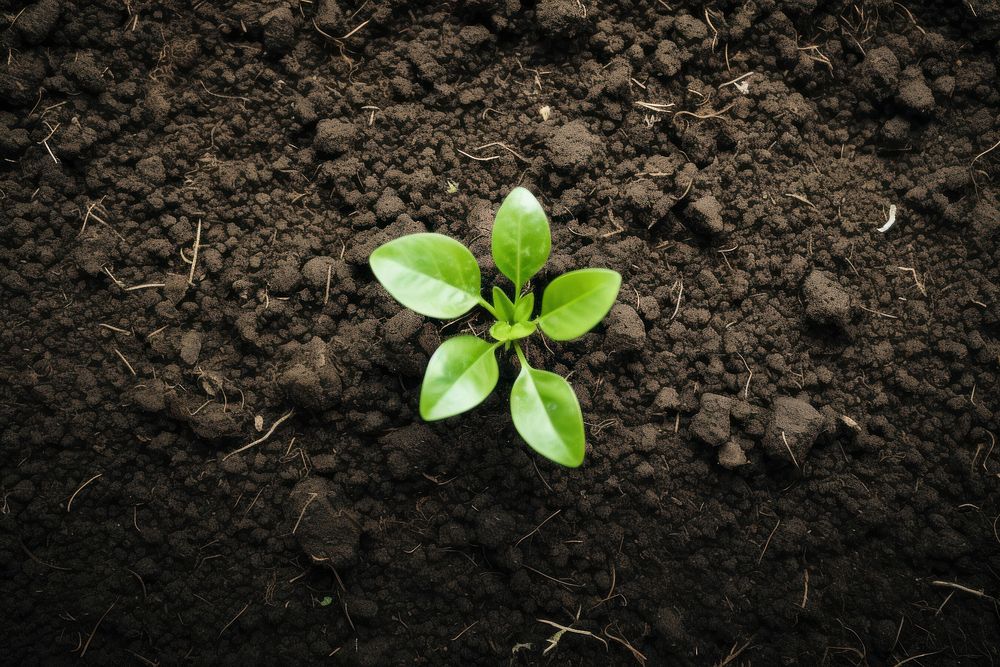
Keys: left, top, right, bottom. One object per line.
{"left": 513, "top": 341, "right": 530, "bottom": 368}
{"left": 477, "top": 296, "right": 500, "bottom": 320}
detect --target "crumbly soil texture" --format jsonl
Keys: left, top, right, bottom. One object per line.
{"left": 2, "top": 0, "right": 999, "bottom": 664}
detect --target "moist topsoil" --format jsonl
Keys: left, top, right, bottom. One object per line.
{"left": 1, "top": 0, "right": 999, "bottom": 664}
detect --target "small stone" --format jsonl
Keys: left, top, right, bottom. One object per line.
{"left": 314, "top": 119, "right": 359, "bottom": 155}
{"left": 686, "top": 195, "right": 726, "bottom": 237}
{"left": 762, "top": 396, "right": 824, "bottom": 465}
{"left": 803, "top": 270, "right": 851, "bottom": 327}
{"left": 690, "top": 393, "right": 733, "bottom": 447}
{"left": 840, "top": 415, "right": 861, "bottom": 431}
{"left": 179, "top": 331, "right": 203, "bottom": 365}
{"left": 718, "top": 440, "right": 748, "bottom": 469}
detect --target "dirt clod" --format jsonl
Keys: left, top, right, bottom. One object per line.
{"left": 859, "top": 46, "right": 900, "bottom": 100}
{"left": 652, "top": 40, "right": 683, "bottom": 77}
{"left": 547, "top": 120, "right": 599, "bottom": 172}
{"left": 536, "top": 0, "right": 589, "bottom": 38}
{"left": 289, "top": 478, "right": 361, "bottom": 568}
{"left": 3, "top": 2, "right": 997, "bottom": 664}
{"left": 13, "top": 0, "right": 62, "bottom": 44}
{"left": 762, "top": 396, "right": 825, "bottom": 465}
{"left": 277, "top": 338, "right": 342, "bottom": 411}
{"left": 686, "top": 195, "right": 726, "bottom": 238}
{"left": 653, "top": 386, "right": 680, "bottom": 411}
{"left": 314, "top": 119, "right": 359, "bottom": 155}
{"left": 690, "top": 393, "right": 733, "bottom": 447}
{"left": 802, "top": 269, "right": 851, "bottom": 328}
{"left": 898, "top": 67, "right": 936, "bottom": 115}
{"left": 605, "top": 303, "right": 645, "bottom": 350}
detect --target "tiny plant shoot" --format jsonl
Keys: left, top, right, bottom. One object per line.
{"left": 369, "top": 188, "right": 621, "bottom": 467}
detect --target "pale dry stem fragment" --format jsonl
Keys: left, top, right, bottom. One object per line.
{"left": 188, "top": 218, "right": 202, "bottom": 286}
{"left": 114, "top": 348, "right": 137, "bottom": 375}
{"left": 223, "top": 409, "right": 295, "bottom": 460}
{"left": 757, "top": 519, "right": 781, "bottom": 564}
{"left": 67, "top": 473, "right": 104, "bottom": 512}
{"left": 538, "top": 609, "right": 608, "bottom": 656}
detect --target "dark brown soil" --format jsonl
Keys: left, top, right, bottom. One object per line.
{"left": 2, "top": 0, "right": 999, "bottom": 664}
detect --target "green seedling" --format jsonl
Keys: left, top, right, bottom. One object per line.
{"left": 369, "top": 187, "right": 621, "bottom": 467}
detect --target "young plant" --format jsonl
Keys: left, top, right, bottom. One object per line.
{"left": 369, "top": 188, "right": 621, "bottom": 467}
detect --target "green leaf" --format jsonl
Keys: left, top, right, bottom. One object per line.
{"left": 420, "top": 336, "right": 499, "bottom": 421}
{"left": 513, "top": 292, "right": 534, "bottom": 323}
{"left": 510, "top": 366, "right": 585, "bottom": 467}
{"left": 490, "top": 322, "right": 512, "bottom": 341}
{"left": 370, "top": 233, "right": 481, "bottom": 319}
{"left": 489, "top": 320, "right": 536, "bottom": 342}
{"left": 491, "top": 187, "right": 551, "bottom": 292}
{"left": 538, "top": 269, "right": 622, "bottom": 341}
{"left": 492, "top": 286, "right": 516, "bottom": 323}
{"left": 509, "top": 321, "right": 536, "bottom": 338}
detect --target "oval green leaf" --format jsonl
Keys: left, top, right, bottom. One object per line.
{"left": 489, "top": 321, "right": 536, "bottom": 342}
{"left": 538, "top": 268, "right": 622, "bottom": 341}
{"left": 420, "top": 336, "right": 500, "bottom": 421}
{"left": 492, "top": 286, "right": 516, "bottom": 323}
{"left": 491, "top": 187, "right": 551, "bottom": 292}
{"left": 510, "top": 366, "right": 585, "bottom": 467}
{"left": 489, "top": 321, "right": 512, "bottom": 341}
{"left": 370, "top": 233, "right": 481, "bottom": 319}
{"left": 513, "top": 292, "right": 534, "bottom": 323}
